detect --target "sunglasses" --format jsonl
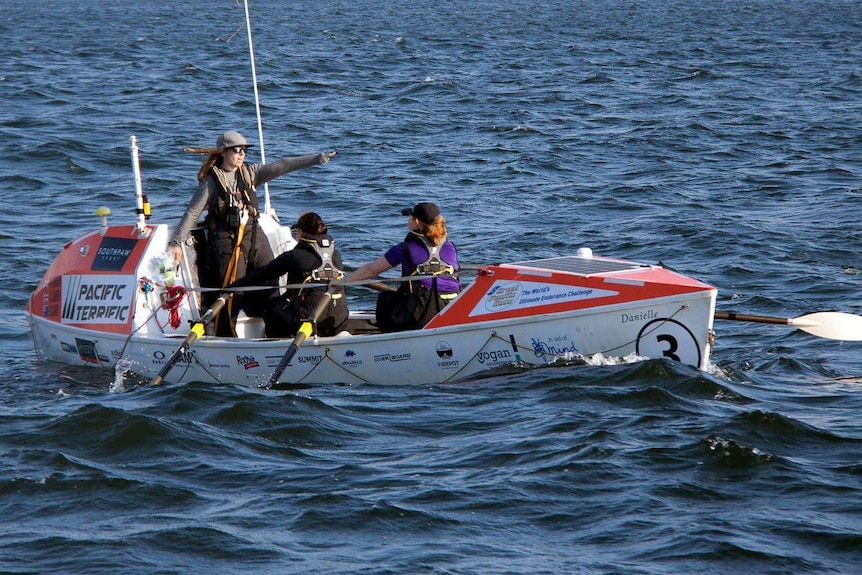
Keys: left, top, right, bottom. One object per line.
{"left": 229, "top": 146, "right": 248, "bottom": 154}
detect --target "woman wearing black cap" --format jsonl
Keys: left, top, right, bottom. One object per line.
{"left": 168, "top": 130, "right": 335, "bottom": 334}
{"left": 229, "top": 212, "right": 349, "bottom": 338}
{"left": 345, "top": 202, "right": 460, "bottom": 332}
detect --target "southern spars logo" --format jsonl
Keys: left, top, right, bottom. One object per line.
{"left": 471, "top": 280, "right": 619, "bottom": 317}
{"left": 480, "top": 282, "right": 521, "bottom": 313}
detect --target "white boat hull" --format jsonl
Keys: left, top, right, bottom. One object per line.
{"left": 27, "top": 220, "right": 717, "bottom": 386}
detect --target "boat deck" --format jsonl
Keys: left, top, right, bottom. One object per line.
{"left": 505, "top": 255, "right": 653, "bottom": 277}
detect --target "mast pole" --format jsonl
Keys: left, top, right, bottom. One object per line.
{"left": 129, "top": 135, "right": 150, "bottom": 237}
{"left": 242, "top": 0, "right": 272, "bottom": 214}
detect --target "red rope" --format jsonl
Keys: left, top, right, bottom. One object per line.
{"left": 162, "top": 285, "right": 187, "bottom": 329}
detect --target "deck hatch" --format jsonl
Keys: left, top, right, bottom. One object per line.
{"left": 508, "top": 255, "right": 648, "bottom": 276}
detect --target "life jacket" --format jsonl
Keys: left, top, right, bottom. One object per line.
{"left": 205, "top": 164, "right": 260, "bottom": 231}
{"left": 296, "top": 236, "right": 345, "bottom": 284}
{"left": 375, "top": 235, "right": 456, "bottom": 333}
{"left": 402, "top": 232, "right": 455, "bottom": 277}
{"left": 267, "top": 234, "right": 348, "bottom": 337}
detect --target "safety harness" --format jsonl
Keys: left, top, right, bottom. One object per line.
{"left": 208, "top": 164, "right": 259, "bottom": 335}
{"left": 294, "top": 237, "right": 345, "bottom": 305}
{"left": 402, "top": 232, "right": 458, "bottom": 299}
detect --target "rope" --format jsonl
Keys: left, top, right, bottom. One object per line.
{"left": 162, "top": 285, "right": 188, "bottom": 329}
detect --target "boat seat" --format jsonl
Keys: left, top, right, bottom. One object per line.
{"left": 235, "top": 311, "right": 266, "bottom": 339}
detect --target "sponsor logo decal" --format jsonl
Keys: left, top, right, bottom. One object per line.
{"left": 263, "top": 354, "right": 324, "bottom": 368}
{"left": 75, "top": 337, "right": 108, "bottom": 365}
{"left": 92, "top": 237, "right": 138, "bottom": 271}
{"left": 341, "top": 349, "right": 363, "bottom": 368}
{"left": 297, "top": 354, "right": 324, "bottom": 365}
{"left": 471, "top": 280, "right": 619, "bottom": 317}
{"left": 435, "top": 341, "right": 459, "bottom": 369}
{"left": 237, "top": 355, "right": 260, "bottom": 370}
{"left": 435, "top": 341, "right": 453, "bottom": 358}
{"left": 61, "top": 274, "right": 136, "bottom": 325}
{"left": 374, "top": 353, "right": 411, "bottom": 363}
{"left": 476, "top": 349, "right": 513, "bottom": 365}
{"left": 482, "top": 282, "right": 521, "bottom": 312}
{"left": 153, "top": 349, "right": 197, "bottom": 366}
{"left": 531, "top": 334, "right": 579, "bottom": 362}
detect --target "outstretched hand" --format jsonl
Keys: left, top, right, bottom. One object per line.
{"left": 320, "top": 151, "right": 336, "bottom": 164}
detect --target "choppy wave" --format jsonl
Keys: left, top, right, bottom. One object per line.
{"left": 3, "top": 0, "right": 862, "bottom": 573}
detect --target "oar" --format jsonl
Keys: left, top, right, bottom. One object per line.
{"left": 150, "top": 296, "right": 227, "bottom": 386}
{"left": 266, "top": 290, "right": 334, "bottom": 386}
{"left": 714, "top": 311, "right": 862, "bottom": 341}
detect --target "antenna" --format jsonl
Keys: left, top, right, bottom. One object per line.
{"left": 130, "top": 135, "right": 152, "bottom": 237}
{"left": 242, "top": 0, "right": 272, "bottom": 214}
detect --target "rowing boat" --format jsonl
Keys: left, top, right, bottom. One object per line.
{"left": 25, "top": 161, "right": 718, "bottom": 387}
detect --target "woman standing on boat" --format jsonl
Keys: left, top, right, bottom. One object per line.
{"left": 229, "top": 212, "right": 349, "bottom": 338}
{"left": 345, "top": 202, "right": 460, "bottom": 332}
{"left": 168, "top": 130, "right": 335, "bottom": 333}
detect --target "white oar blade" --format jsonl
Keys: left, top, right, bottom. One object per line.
{"left": 790, "top": 312, "right": 862, "bottom": 341}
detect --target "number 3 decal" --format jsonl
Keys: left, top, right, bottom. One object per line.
{"left": 636, "top": 318, "right": 701, "bottom": 368}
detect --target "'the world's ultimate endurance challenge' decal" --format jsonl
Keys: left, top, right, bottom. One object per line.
{"left": 61, "top": 274, "right": 137, "bottom": 324}
{"left": 469, "top": 280, "right": 619, "bottom": 317}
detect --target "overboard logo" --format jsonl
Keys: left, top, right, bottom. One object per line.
{"left": 471, "top": 280, "right": 619, "bottom": 317}
{"left": 61, "top": 274, "right": 136, "bottom": 325}
{"left": 374, "top": 352, "right": 411, "bottom": 363}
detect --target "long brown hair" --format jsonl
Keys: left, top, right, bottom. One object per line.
{"left": 418, "top": 215, "right": 447, "bottom": 246}
{"left": 185, "top": 147, "right": 222, "bottom": 182}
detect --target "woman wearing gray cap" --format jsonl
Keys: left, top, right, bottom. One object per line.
{"left": 345, "top": 202, "right": 460, "bottom": 332}
{"left": 169, "top": 130, "right": 335, "bottom": 335}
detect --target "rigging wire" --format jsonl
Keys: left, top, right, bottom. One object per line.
{"left": 242, "top": 0, "right": 272, "bottom": 214}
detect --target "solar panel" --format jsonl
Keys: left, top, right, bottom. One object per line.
{"left": 507, "top": 255, "right": 650, "bottom": 276}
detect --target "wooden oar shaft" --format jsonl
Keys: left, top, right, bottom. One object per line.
{"left": 150, "top": 296, "right": 227, "bottom": 386}
{"left": 267, "top": 291, "right": 334, "bottom": 386}
{"left": 714, "top": 312, "right": 790, "bottom": 326}
{"left": 716, "top": 310, "right": 862, "bottom": 341}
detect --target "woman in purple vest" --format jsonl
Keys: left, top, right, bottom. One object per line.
{"left": 346, "top": 202, "right": 460, "bottom": 332}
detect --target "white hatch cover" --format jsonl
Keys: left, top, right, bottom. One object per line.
{"left": 508, "top": 255, "right": 652, "bottom": 277}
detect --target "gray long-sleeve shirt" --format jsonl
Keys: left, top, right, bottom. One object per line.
{"left": 169, "top": 152, "right": 328, "bottom": 245}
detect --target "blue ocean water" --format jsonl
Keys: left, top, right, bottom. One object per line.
{"left": 2, "top": 0, "right": 862, "bottom": 573}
